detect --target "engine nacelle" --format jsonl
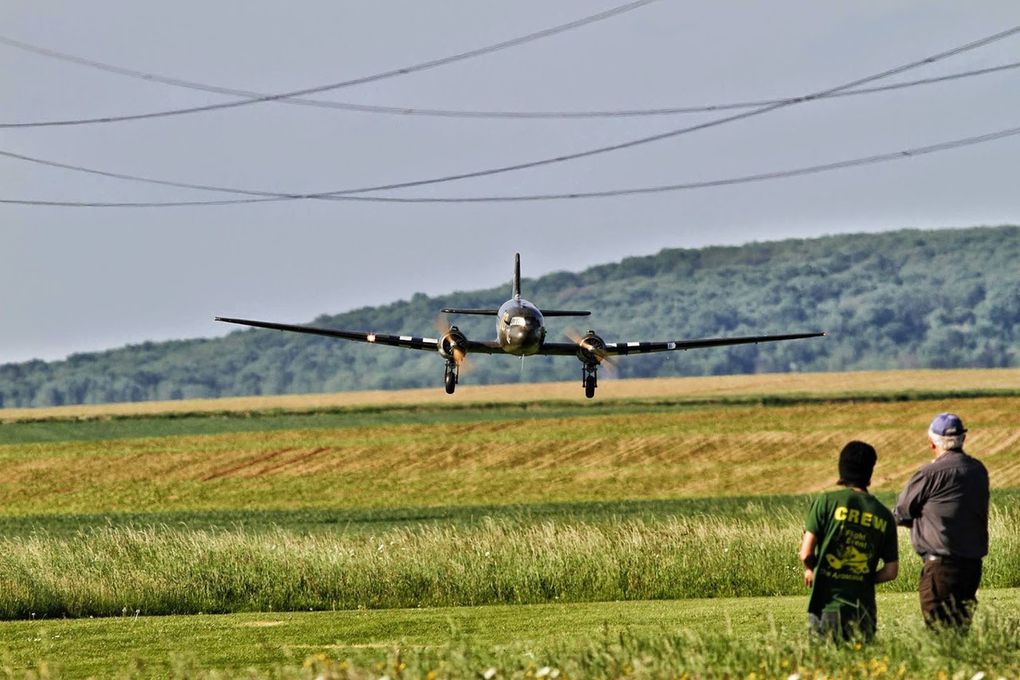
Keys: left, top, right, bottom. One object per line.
{"left": 438, "top": 326, "right": 469, "bottom": 362}
{"left": 575, "top": 330, "right": 607, "bottom": 365}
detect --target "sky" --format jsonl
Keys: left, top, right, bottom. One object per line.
{"left": 2, "top": 1, "right": 1019, "bottom": 364}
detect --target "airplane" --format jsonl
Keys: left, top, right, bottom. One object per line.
{"left": 216, "top": 253, "right": 825, "bottom": 398}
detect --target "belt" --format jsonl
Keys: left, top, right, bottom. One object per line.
{"left": 924, "top": 554, "right": 981, "bottom": 563}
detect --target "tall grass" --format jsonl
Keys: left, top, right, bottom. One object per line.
{"left": 0, "top": 494, "right": 857, "bottom": 537}
{"left": 3, "top": 505, "right": 1018, "bottom": 620}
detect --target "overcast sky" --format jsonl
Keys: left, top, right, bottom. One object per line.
{"left": 2, "top": 1, "right": 1019, "bottom": 364}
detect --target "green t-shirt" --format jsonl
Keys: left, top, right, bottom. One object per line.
{"left": 805, "top": 487, "right": 898, "bottom": 619}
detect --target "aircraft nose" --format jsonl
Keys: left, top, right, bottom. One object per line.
{"left": 508, "top": 323, "right": 544, "bottom": 353}
{"left": 507, "top": 325, "right": 530, "bottom": 342}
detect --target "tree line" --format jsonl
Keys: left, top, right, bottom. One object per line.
{"left": 1, "top": 226, "right": 1016, "bottom": 408}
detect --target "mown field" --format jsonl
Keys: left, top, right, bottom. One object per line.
{"left": 0, "top": 369, "right": 1018, "bottom": 678}
{"left": 3, "top": 592, "right": 1020, "bottom": 679}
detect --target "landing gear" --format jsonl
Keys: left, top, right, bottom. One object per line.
{"left": 444, "top": 360, "right": 459, "bottom": 394}
{"left": 582, "top": 364, "right": 598, "bottom": 399}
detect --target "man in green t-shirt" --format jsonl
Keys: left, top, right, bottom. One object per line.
{"left": 799, "top": 441, "right": 899, "bottom": 640}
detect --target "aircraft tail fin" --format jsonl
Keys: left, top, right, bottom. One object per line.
{"left": 513, "top": 253, "right": 521, "bottom": 299}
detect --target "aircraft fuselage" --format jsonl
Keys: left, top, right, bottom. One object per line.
{"left": 496, "top": 298, "right": 546, "bottom": 355}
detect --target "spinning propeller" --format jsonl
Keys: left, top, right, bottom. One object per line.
{"left": 435, "top": 314, "right": 471, "bottom": 372}
{"left": 565, "top": 327, "right": 618, "bottom": 377}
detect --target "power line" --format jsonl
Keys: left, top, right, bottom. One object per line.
{"left": 4, "top": 122, "right": 1018, "bottom": 206}
{"left": 291, "top": 62, "right": 1020, "bottom": 118}
{"left": 0, "top": 149, "right": 299, "bottom": 199}
{"left": 364, "top": 124, "right": 1020, "bottom": 202}
{"left": 313, "top": 24, "right": 1020, "bottom": 197}
{"left": 0, "top": 197, "right": 278, "bottom": 207}
{"left": 2, "top": 34, "right": 1017, "bottom": 126}
{"left": 0, "top": 0, "right": 658, "bottom": 127}
{"left": 3, "top": 25, "right": 1018, "bottom": 203}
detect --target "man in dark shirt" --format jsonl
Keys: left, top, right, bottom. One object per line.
{"left": 893, "top": 413, "right": 990, "bottom": 628}
{"left": 800, "top": 441, "right": 899, "bottom": 641}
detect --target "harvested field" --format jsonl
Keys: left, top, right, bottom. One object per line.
{"left": 0, "top": 395, "right": 1016, "bottom": 516}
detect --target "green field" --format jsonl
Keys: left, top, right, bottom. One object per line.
{"left": 0, "top": 372, "right": 1018, "bottom": 677}
{"left": 3, "top": 592, "right": 1020, "bottom": 678}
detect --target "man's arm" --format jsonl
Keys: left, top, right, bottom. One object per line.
{"left": 892, "top": 470, "right": 928, "bottom": 527}
{"left": 799, "top": 531, "right": 818, "bottom": 587}
{"left": 874, "top": 560, "right": 898, "bottom": 584}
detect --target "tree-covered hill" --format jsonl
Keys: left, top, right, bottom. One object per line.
{"left": 2, "top": 226, "right": 1017, "bottom": 408}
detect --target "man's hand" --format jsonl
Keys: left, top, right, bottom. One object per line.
{"left": 803, "top": 567, "right": 815, "bottom": 588}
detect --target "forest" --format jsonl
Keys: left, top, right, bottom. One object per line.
{"left": 1, "top": 226, "right": 1016, "bottom": 407}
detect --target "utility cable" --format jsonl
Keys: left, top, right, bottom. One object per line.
{"left": 2, "top": 33, "right": 1017, "bottom": 125}
{"left": 311, "top": 24, "right": 1020, "bottom": 197}
{"left": 357, "top": 124, "right": 1020, "bottom": 202}
{"left": 3, "top": 122, "right": 1018, "bottom": 206}
{"left": 0, "top": 0, "right": 657, "bottom": 127}
{"left": 2, "top": 25, "right": 1018, "bottom": 202}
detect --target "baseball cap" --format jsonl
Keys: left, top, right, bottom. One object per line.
{"left": 930, "top": 413, "right": 967, "bottom": 436}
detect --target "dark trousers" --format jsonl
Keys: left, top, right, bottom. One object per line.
{"left": 919, "top": 556, "right": 982, "bottom": 628}
{"left": 808, "top": 602, "right": 876, "bottom": 642}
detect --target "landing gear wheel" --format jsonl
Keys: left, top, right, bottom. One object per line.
{"left": 444, "top": 362, "right": 458, "bottom": 394}
{"left": 582, "top": 365, "right": 598, "bottom": 399}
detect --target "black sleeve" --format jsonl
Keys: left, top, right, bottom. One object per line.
{"left": 892, "top": 469, "right": 928, "bottom": 527}
{"left": 882, "top": 511, "right": 900, "bottom": 563}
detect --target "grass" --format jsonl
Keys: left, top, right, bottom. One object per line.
{"left": 0, "top": 493, "right": 918, "bottom": 537}
{"left": 3, "top": 368, "right": 1017, "bottom": 424}
{"left": 1, "top": 396, "right": 1017, "bottom": 516}
{"left": 1, "top": 591, "right": 1018, "bottom": 678}
{"left": 2, "top": 500, "right": 1018, "bottom": 619}
{"left": 2, "top": 391, "right": 1018, "bottom": 447}
{"left": 1, "top": 370, "right": 1018, "bottom": 677}
{"left": 3, "top": 391, "right": 1020, "bottom": 447}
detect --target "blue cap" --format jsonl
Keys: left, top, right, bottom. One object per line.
{"left": 930, "top": 413, "right": 967, "bottom": 436}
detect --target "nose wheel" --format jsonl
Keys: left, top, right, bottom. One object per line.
{"left": 582, "top": 364, "right": 598, "bottom": 399}
{"left": 444, "top": 360, "right": 459, "bottom": 394}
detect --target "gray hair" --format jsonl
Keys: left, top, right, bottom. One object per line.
{"left": 929, "top": 430, "right": 965, "bottom": 452}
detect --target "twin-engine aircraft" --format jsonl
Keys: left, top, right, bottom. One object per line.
{"left": 216, "top": 254, "right": 824, "bottom": 398}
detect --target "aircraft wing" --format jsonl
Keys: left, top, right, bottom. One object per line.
{"left": 440, "top": 308, "right": 498, "bottom": 315}
{"left": 539, "top": 331, "right": 826, "bottom": 356}
{"left": 215, "top": 316, "right": 502, "bottom": 355}
{"left": 540, "top": 309, "right": 591, "bottom": 317}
